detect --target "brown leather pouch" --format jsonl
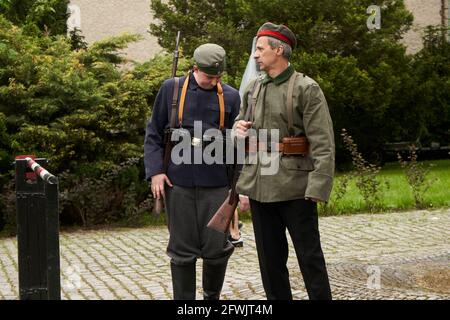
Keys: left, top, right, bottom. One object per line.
{"left": 281, "top": 136, "right": 309, "bottom": 155}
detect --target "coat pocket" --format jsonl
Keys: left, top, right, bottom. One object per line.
{"left": 280, "top": 156, "right": 314, "bottom": 171}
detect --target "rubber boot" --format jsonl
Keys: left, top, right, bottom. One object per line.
{"left": 171, "top": 262, "right": 196, "bottom": 300}
{"left": 202, "top": 261, "right": 228, "bottom": 300}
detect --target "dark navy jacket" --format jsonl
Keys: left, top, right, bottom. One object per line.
{"left": 144, "top": 73, "right": 240, "bottom": 187}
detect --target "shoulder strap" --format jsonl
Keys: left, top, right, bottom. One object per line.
{"left": 177, "top": 73, "right": 190, "bottom": 127}
{"left": 216, "top": 82, "right": 225, "bottom": 130}
{"left": 170, "top": 77, "right": 180, "bottom": 128}
{"left": 177, "top": 72, "right": 226, "bottom": 129}
{"left": 244, "top": 79, "right": 261, "bottom": 123}
{"left": 286, "top": 72, "right": 298, "bottom": 136}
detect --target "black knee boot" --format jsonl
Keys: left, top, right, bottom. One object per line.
{"left": 202, "top": 261, "right": 228, "bottom": 300}
{"left": 171, "top": 262, "right": 196, "bottom": 300}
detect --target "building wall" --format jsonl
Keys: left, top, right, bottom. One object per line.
{"left": 401, "top": 0, "right": 445, "bottom": 54}
{"left": 69, "top": 0, "right": 446, "bottom": 61}
{"left": 69, "top": 0, "right": 162, "bottom": 62}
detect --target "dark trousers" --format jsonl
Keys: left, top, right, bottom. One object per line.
{"left": 165, "top": 185, "right": 234, "bottom": 299}
{"left": 250, "top": 198, "right": 332, "bottom": 300}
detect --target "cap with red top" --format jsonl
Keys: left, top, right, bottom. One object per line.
{"left": 256, "top": 22, "right": 297, "bottom": 49}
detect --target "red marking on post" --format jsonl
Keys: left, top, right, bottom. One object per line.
{"left": 15, "top": 154, "right": 37, "bottom": 180}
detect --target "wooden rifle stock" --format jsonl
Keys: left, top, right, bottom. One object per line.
{"left": 207, "top": 189, "right": 238, "bottom": 234}
{"left": 154, "top": 196, "right": 164, "bottom": 215}
{"left": 207, "top": 160, "right": 240, "bottom": 233}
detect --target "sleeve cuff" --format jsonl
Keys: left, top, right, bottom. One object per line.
{"left": 305, "top": 171, "right": 333, "bottom": 202}
{"left": 145, "top": 167, "right": 164, "bottom": 181}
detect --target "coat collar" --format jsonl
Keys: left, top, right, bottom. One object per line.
{"left": 187, "top": 71, "right": 219, "bottom": 91}
{"left": 261, "top": 64, "right": 295, "bottom": 86}
{"left": 188, "top": 72, "right": 199, "bottom": 90}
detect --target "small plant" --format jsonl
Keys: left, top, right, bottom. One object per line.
{"left": 0, "top": 180, "right": 17, "bottom": 236}
{"left": 334, "top": 173, "right": 351, "bottom": 204}
{"left": 321, "top": 173, "right": 351, "bottom": 215}
{"left": 341, "top": 128, "right": 387, "bottom": 212}
{"left": 68, "top": 27, "right": 88, "bottom": 51}
{"left": 397, "top": 145, "right": 435, "bottom": 209}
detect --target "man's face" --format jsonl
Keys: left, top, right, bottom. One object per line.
{"left": 193, "top": 66, "right": 222, "bottom": 90}
{"left": 253, "top": 36, "right": 280, "bottom": 71}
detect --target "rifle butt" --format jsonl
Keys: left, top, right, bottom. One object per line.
{"left": 207, "top": 195, "right": 238, "bottom": 234}
{"left": 153, "top": 198, "right": 164, "bottom": 215}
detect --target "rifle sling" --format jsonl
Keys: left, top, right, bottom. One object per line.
{"left": 170, "top": 77, "right": 180, "bottom": 128}
{"left": 162, "top": 77, "right": 180, "bottom": 173}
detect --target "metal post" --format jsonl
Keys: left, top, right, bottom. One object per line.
{"left": 15, "top": 157, "right": 61, "bottom": 300}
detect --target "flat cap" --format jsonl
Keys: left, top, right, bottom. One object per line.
{"left": 193, "top": 43, "right": 226, "bottom": 75}
{"left": 257, "top": 22, "right": 297, "bottom": 49}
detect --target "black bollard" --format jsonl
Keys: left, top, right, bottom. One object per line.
{"left": 15, "top": 157, "right": 61, "bottom": 300}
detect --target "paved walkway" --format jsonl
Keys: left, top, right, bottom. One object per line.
{"left": 0, "top": 209, "right": 449, "bottom": 300}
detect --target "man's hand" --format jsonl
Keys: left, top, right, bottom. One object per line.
{"left": 238, "top": 195, "right": 250, "bottom": 212}
{"left": 151, "top": 174, "right": 173, "bottom": 200}
{"left": 234, "top": 120, "right": 252, "bottom": 139}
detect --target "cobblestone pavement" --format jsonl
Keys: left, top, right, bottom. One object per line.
{"left": 1, "top": 209, "right": 449, "bottom": 300}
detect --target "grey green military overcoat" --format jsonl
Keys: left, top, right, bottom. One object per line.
{"left": 234, "top": 66, "right": 335, "bottom": 202}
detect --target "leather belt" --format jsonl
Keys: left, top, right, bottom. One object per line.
{"left": 245, "top": 142, "right": 309, "bottom": 154}
{"left": 245, "top": 137, "right": 309, "bottom": 155}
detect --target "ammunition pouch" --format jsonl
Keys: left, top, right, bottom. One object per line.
{"left": 280, "top": 136, "right": 310, "bottom": 156}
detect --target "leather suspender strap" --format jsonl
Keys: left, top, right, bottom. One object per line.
{"left": 178, "top": 72, "right": 226, "bottom": 129}
{"left": 286, "top": 72, "right": 297, "bottom": 136}
{"left": 217, "top": 82, "right": 225, "bottom": 130}
{"left": 244, "top": 73, "right": 296, "bottom": 130}
{"left": 178, "top": 73, "right": 190, "bottom": 127}
{"left": 170, "top": 77, "right": 180, "bottom": 128}
{"left": 250, "top": 82, "right": 261, "bottom": 124}
{"left": 244, "top": 80, "right": 261, "bottom": 123}
{"left": 244, "top": 81, "right": 256, "bottom": 122}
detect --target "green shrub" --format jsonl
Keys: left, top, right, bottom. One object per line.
{"left": 149, "top": 1, "right": 449, "bottom": 163}
{"left": 58, "top": 157, "right": 152, "bottom": 227}
{"left": 0, "top": 0, "right": 69, "bottom": 36}
{"left": 0, "top": 16, "right": 191, "bottom": 232}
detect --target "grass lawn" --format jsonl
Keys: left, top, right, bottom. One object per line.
{"left": 107, "top": 158, "right": 450, "bottom": 227}
{"left": 320, "top": 159, "right": 450, "bottom": 215}
{"left": 142, "top": 159, "right": 450, "bottom": 224}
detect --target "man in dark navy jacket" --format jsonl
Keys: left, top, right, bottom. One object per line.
{"left": 144, "top": 43, "right": 240, "bottom": 300}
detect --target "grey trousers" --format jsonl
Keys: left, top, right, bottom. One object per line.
{"left": 165, "top": 185, "right": 235, "bottom": 266}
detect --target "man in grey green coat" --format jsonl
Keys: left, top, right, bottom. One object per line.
{"left": 234, "top": 22, "right": 335, "bottom": 300}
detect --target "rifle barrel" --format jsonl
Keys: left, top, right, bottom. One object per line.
{"left": 171, "top": 31, "right": 181, "bottom": 78}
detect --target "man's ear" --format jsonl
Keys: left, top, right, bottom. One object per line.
{"left": 276, "top": 46, "right": 284, "bottom": 57}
